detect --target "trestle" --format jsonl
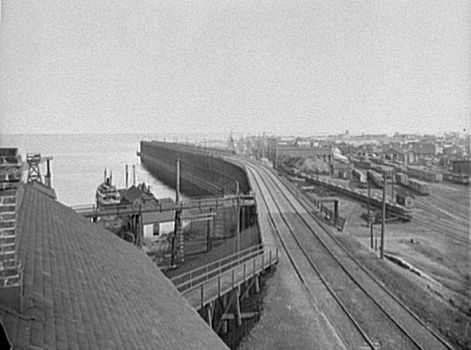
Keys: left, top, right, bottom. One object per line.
{"left": 201, "top": 273, "right": 262, "bottom": 335}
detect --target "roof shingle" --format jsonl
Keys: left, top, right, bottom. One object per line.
{"left": 1, "top": 184, "right": 227, "bottom": 349}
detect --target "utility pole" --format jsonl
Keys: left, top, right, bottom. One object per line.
{"left": 367, "top": 177, "right": 371, "bottom": 227}
{"left": 235, "top": 181, "right": 240, "bottom": 257}
{"left": 176, "top": 157, "right": 181, "bottom": 203}
{"left": 273, "top": 143, "right": 278, "bottom": 169}
{"left": 171, "top": 157, "right": 184, "bottom": 266}
{"left": 207, "top": 208, "right": 213, "bottom": 252}
{"left": 391, "top": 169, "right": 395, "bottom": 200}
{"left": 380, "top": 171, "right": 386, "bottom": 259}
{"left": 370, "top": 222, "right": 374, "bottom": 249}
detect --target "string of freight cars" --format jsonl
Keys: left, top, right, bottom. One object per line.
{"left": 352, "top": 158, "right": 469, "bottom": 185}
{"left": 283, "top": 167, "right": 413, "bottom": 221}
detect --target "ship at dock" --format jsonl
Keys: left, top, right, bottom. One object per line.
{"left": 96, "top": 170, "right": 121, "bottom": 207}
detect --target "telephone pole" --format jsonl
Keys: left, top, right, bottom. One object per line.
{"left": 367, "top": 177, "right": 371, "bottom": 227}
{"left": 380, "top": 171, "right": 386, "bottom": 259}
{"left": 171, "top": 157, "right": 183, "bottom": 266}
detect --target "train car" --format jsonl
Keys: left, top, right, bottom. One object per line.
{"left": 370, "top": 157, "right": 383, "bottom": 165}
{"left": 352, "top": 168, "right": 367, "bottom": 188}
{"left": 371, "top": 164, "right": 395, "bottom": 178}
{"left": 406, "top": 166, "right": 442, "bottom": 183}
{"left": 408, "top": 178, "right": 430, "bottom": 195}
{"left": 367, "top": 170, "right": 384, "bottom": 188}
{"left": 354, "top": 159, "right": 372, "bottom": 169}
{"left": 395, "top": 172, "right": 409, "bottom": 187}
{"left": 396, "top": 193, "right": 414, "bottom": 208}
{"left": 443, "top": 172, "right": 470, "bottom": 185}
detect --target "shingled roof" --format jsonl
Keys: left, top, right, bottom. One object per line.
{"left": 0, "top": 183, "right": 227, "bottom": 349}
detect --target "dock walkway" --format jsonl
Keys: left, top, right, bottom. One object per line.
{"left": 171, "top": 244, "right": 278, "bottom": 310}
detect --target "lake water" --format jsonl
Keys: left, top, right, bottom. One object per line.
{"left": 0, "top": 133, "right": 182, "bottom": 205}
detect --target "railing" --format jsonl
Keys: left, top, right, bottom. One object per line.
{"left": 72, "top": 204, "right": 97, "bottom": 214}
{"left": 71, "top": 194, "right": 256, "bottom": 218}
{"left": 171, "top": 244, "right": 278, "bottom": 293}
{"left": 178, "top": 247, "right": 279, "bottom": 309}
{"left": 279, "top": 174, "right": 347, "bottom": 231}
{"left": 320, "top": 204, "right": 347, "bottom": 231}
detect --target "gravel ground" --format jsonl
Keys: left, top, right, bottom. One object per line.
{"left": 238, "top": 252, "right": 347, "bottom": 350}
{"left": 301, "top": 179, "right": 470, "bottom": 349}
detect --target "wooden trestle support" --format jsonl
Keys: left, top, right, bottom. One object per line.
{"left": 198, "top": 261, "right": 272, "bottom": 336}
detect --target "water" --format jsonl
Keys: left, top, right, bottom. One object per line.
{"left": 0, "top": 133, "right": 183, "bottom": 205}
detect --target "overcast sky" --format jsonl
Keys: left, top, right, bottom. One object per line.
{"left": 0, "top": 0, "right": 469, "bottom": 136}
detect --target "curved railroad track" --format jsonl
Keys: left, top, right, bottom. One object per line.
{"left": 239, "top": 159, "right": 454, "bottom": 350}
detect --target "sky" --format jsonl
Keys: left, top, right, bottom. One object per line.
{"left": 0, "top": 0, "right": 470, "bottom": 136}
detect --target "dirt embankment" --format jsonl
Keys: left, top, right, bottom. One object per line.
{"left": 279, "top": 155, "right": 330, "bottom": 174}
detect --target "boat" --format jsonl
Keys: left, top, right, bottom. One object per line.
{"left": 96, "top": 170, "right": 121, "bottom": 207}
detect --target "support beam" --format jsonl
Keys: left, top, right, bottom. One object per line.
{"left": 207, "top": 302, "right": 213, "bottom": 328}
{"left": 221, "top": 312, "right": 259, "bottom": 321}
{"left": 240, "top": 275, "right": 256, "bottom": 300}
{"left": 254, "top": 274, "right": 260, "bottom": 293}
{"left": 215, "top": 290, "right": 238, "bottom": 333}
{"left": 235, "top": 287, "right": 242, "bottom": 327}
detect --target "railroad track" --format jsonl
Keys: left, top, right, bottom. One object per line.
{"left": 241, "top": 160, "right": 454, "bottom": 350}
{"left": 412, "top": 213, "right": 470, "bottom": 246}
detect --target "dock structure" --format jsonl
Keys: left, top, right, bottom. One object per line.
{"left": 72, "top": 193, "right": 256, "bottom": 220}
{"left": 171, "top": 244, "right": 278, "bottom": 333}
{"left": 73, "top": 193, "right": 257, "bottom": 263}
{"left": 139, "top": 141, "right": 250, "bottom": 197}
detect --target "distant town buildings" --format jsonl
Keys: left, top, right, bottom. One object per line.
{"left": 234, "top": 131, "right": 470, "bottom": 183}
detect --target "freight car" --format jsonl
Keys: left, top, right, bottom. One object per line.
{"left": 352, "top": 159, "right": 372, "bottom": 169}
{"left": 395, "top": 172, "right": 409, "bottom": 187}
{"left": 367, "top": 170, "right": 384, "bottom": 188}
{"left": 443, "top": 172, "right": 470, "bottom": 185}
{"left": 396, "top": 193, "right": 414, "bottom": 208}
{"left": 408, "top": 178, "right": 430, "bottom": 195}
{"left": 406, "top": 166, "right": 443, "bottom": 182}
{"left": 352, "top": 168, "right": 368, "bottom": 188}
{"left": 371, "top": 164, "right": 395, "bottom": 178}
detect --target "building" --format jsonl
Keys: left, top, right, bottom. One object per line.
{"left": 452, "top": 160, "right": 471, "bottom": 176}
{"left": 276, "top": 145, "right": 334, "bottom": 164}
{"left": 405, "top": 143, "right": 437, "bottom": 164}
{"left": 383, "top": 146, "right": 406, "bottom": 162}
{"left": 0, "top": 149, "right": 228, "bottom": 349}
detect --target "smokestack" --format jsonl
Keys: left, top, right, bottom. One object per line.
{"left": 132, "top": 165, "right": 136, "bottom": 186}
{"left": 125, "top": 164, "right": 129, "bottom": 188}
